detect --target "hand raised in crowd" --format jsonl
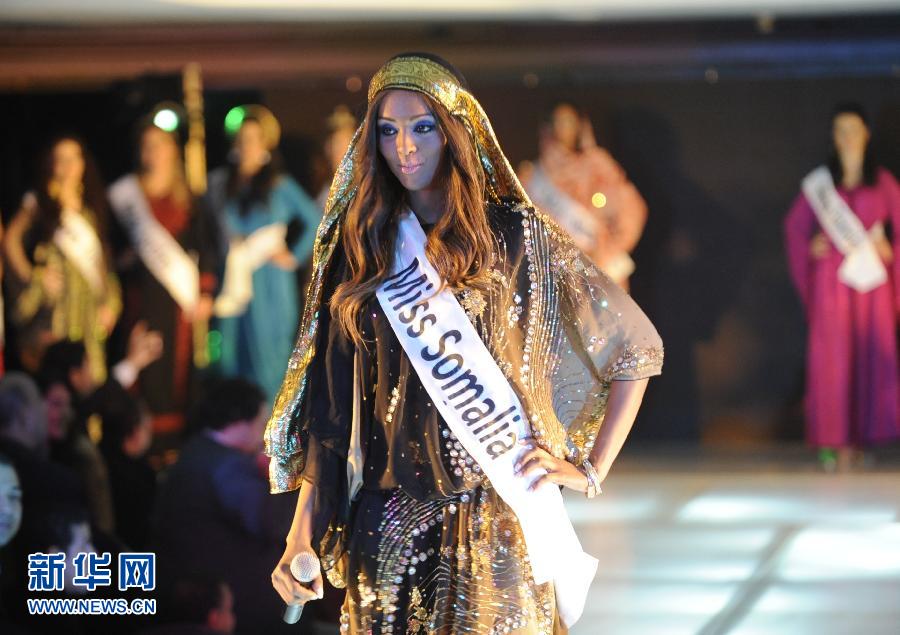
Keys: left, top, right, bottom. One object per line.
{"left": 514, "top": 440, "right": 592, "bottom": 494}
{"left": 126, "top": 320, "right": 164, "bottom": 371}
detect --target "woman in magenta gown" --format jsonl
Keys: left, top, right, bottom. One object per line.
{"left": 784, "top": 103, "right": 900, "bottom": 470}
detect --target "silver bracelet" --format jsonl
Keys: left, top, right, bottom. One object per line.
{"left": 581, "top": 459, "right": 602, "bottom": 499}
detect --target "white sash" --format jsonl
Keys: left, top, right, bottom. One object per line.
{"left": 527, "top": 164, "right": 599, "bottom": 253}
{"left": 375, "top": 211, "right": 598, "bottom": 627}
{"left": 213, "top": 223, "right": 287, "bottom": 317}
{"left": 109, "top": 175, "right": 200, "bottom": 313}
{"left": 54, "top": 208, "right": 106, "bottom": 295}
{"left": 803, "top": 166, "right": 887, "bottom": 293}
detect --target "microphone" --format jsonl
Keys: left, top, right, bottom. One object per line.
{"left": 282, "top": 551, "right": 321, "bottom": 625}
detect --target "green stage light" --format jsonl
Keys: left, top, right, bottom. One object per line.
{"left": 224, "top": 106, "right": 247, "bottom": 136}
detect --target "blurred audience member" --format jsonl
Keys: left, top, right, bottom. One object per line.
{"left": 38, "top": 340, "right": 115, "bottom": 534}
{"left": 8, "top": 503, "right": 96, "bottom": 635}
{"left": 95, "top": 382, "right": 156, "bottom": 550}
{"left": 1, "top": 135, "right": 121, "bottom": 381}
{"left": 0, "top": 453, "right": 22, "bottom": 549}
{"left": 153, "top": 378, "right": 294, "bottom": 634}
{"left": 140, "top": 577, "right": 236, "bottom": 635}
{"left": 0, "top": 453, "right": 24, "bottom": 629}
{"left": 0, "top": 372, "right": 83, "bottom": 509}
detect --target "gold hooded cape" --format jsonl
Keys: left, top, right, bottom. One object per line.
{"left": 264, "top": 55, "right": 663, "bottom": 495}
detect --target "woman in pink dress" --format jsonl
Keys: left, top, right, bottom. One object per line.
{"left": 521, "top": 103, "right": 647, "bottom": 289}
{"left": 784, "top": 103, "right": 900, "bottom": 471}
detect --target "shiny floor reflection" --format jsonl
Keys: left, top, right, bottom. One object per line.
{"left": 566, "top": 447, "right": 900, "bottom": 635}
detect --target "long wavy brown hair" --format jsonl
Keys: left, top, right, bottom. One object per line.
{"left": 331, "top": 89, "right": 495, "bottom": 345}
{"left": 34, "top": 134, "right": 108, "bottom": 246}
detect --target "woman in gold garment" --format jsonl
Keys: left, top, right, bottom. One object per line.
{"left": 268, "top": 54, "right": 663, "bottom": 634}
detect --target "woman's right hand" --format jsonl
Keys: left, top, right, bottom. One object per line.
{"left": 809, "top": 233, "right": 830, "bottom": 259}
{"left": 40, "top": 263, "right": 65, "bottom": 299}
{"left": 271, "top": 543, "right": 324, "bottom": 607}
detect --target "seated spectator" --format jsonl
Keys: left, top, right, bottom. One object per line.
{"left": 35, "top": 326, "right": 161, "bottom": 537}
{"left": 0, "top": 372, "right": 83, "bottom": 515}
{"left": 0, "top": 453, "right": 25, "bottom": 632}
{"left": 95, "top": 382, "right": 156, "bottom": 550}
{"left": 38, "top": 341, "right": 115, "bottom": 534}
{"left": 153, "top": 379, "right": 294, "bottom": 635}
{"left": 0, "top": 453, "right": 22, "bottom": 548}
{"left": 8, "top": 503, "right": 95, "bottom": 635}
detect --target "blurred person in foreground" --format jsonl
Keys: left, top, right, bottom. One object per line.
{"left": 138, "top": 577, "right": 235, "bottom": 635}
{"left": 153, "top": 378, "right": 294, "bottom": 634}
{"left": 94, "top": 382, "right": 155, "bottom": 550}
{"left": 36, "top": 328, "right": 161, "bottom": 535}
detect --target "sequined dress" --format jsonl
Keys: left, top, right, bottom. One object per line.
{"left": 295, "top": 203, "right": 663, "bottom": 634}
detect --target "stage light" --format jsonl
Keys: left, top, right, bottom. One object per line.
{"left": 224, "top": 106, "right": 247, "bottom": 136}
{"left": 153, "top": 108, "right": 180, "bottom": 132}
{"left": 345, "top": 75, "right": 362, "bottom": 92}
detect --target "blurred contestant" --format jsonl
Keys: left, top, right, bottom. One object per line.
{"left": 522, "top": 103, "right": 646, "bottom": 289}
{"left": 206, "top": 106, "right": 320, "bottom": 400}
{"left": 108, "top": 111, "right": 218, "bottom": 434}
{"left": 2, "top": 136, "right": 120, "bottom": 381}
{"left": 785, "top": 103, "right": 900, "bottom": 471}
{"left": 316, "top": 105, "right": 358, "bottom": 210}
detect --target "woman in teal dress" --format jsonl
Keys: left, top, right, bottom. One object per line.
{"left": 206, "top": 105, "right": 321, "bottom": 400}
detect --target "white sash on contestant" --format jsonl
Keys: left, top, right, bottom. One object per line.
{"left": 213, "top": 222, "right": 287, "bottom": 318}
{"left": 802, "top": 166, "right": 887, "bottom": 293}
{"left": 53, "top": 208, "right": 106, "bottom": 295}
{"left": 375, "top": 211, "right": 598, "bottom": 628}
{"left": 527, "top": 164, "right": 599, "bottom": 252}
{"left": 109, "top": 175, "right": 200, "bottom": 313}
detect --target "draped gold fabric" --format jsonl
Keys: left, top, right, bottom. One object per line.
{"left": 265, "top": 52, "right": 662, "bottom": 494}
{"left": 264, "top": 53, "right": 662, "bottom": 635}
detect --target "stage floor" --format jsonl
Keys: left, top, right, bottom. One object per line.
{"left": 567, "top": 446, "right": 900, "bottom": 635}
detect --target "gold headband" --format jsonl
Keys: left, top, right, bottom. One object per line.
{"left": 367, "top": 56, "right": 462, "bottom": 113}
